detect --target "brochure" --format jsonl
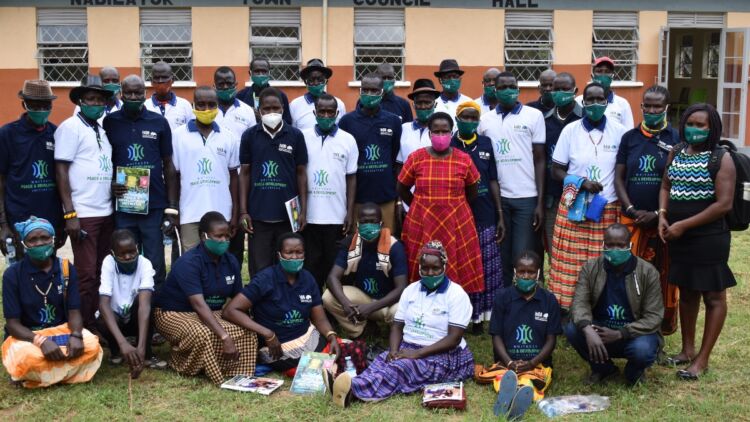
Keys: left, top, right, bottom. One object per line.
{"left": 285, "top": 196, "right": 300, "bottom": 232}
{"left": 115, "top": 167, "right": 150, "bottom": 215}
{"left": 289, "top": 352, "right": 336, "bottom": 395}
{"left": 220, "top": 376, "right": 284, "bottom": 395}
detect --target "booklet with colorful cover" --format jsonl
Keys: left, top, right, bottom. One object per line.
{"left": 285, "top": 196, "right": 300, "bottom": 232}
{"left": 220, "top": 375, "right": 284, "bottom": 395}
{"left": 422, "top": 382, "right": 466, "bottom": 410}
{"left": 289, "top": 352, "right": 337, "bottom": 395}
{"left": 115, "top": 167, "right": 150, "bottom": 215}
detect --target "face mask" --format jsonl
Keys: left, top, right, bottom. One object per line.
{"left": 440, "top": 79, "right": 461, "bottom": 94}
{"left": 252, "top": 74, "right": 270, "bottom": 88}
{"left": 114, "top": 255, "right": 138, "bottom": 275}
{"left": 415, "top": 107, "right": 435, "bottom": 123}
{"left": 153, "top": 81, "right": 172, "bottom": 97}
{"left": 603, "top": 246, "right": 632, "bottom": 266}
{"left": 316, "top": 115, "right": 337, "bottom": 132}
{"left": 104, "top": 83, "right": 121, "bottom": 95}
{"left": 684, "top": 126, "right": 710, "bottom": 144}
{"left": 514, "top": 277, "right": 538, "bottom": 294}
{"left": 193, "top": 108, "right": 219, "bottom": 125}
{"left": 279, "top": 256, "right": 304, "bottom": 274}
{"left": 358, "top": 223, "right": 382, "bottom": 242}
{"left": 643, "top": 111, "right": 667, "bottom": 128}
{"left": 541, "top": 91, "right": 554, "bottom": 104}
{"left": 204, "top": 237, "right": 230, "bottom": 256}
{"left": 456, "top": 120, "right": 479, "bottom": 138}
{"left": 584, "top": 103, "right": 607, "bottom": 122}
{"left": 383, "top": 80, "right": 395, "bottom": 94}
{"left": 261, "top": 112, "right": 283, "bottom": 129}
{"left": 483, "top": 86, "right": 496, "bottom": 99}
{"left": 430, "top": 133, "right": 452, "bottom": 152}
{"left": 419, "top": 269, "right": 446, "bottom": 290}
{"left": 495, "top": 88, "right": 519, "bottom": 107}
{"left": 592, "top": 74, "right": 613, "bottom": 90}
{"left": 80, "top": 104, "right": 106, "bottom": 121}
{"left": 360, "top": 93, "right": 383, "bottom": 109}
{"left": 551, "top": 90, "right": 575, "bottom": 107}
{"left": 26, "top": 110, "right": 51, "bottom": 126}
{"left": 122, "top": 99, "right": 145, "bottom": 114}
{"left": 216, "top": 87, "right": 236, "bottom": 102}
{"left": 307, "top": 83, "right": 326, "bottom": 97}
{"left": 24, "top": 241, "right": 54, "bottom": 261}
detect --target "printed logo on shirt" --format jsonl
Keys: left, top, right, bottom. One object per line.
{"left": 278, "top": 144, "right": 294, "bottom": 154}
{"left": 261, "top": 160, "right": 279, "bottom": 178}
{"left": 197, "top": 157, "right": 213, "bottom": 175}
{"left": 638, "top": 154, "right": 657, "bottom": 173}
{"left": 128, "top": 143, "right": 145, "bottom": 161}
{"left": 119, "top": 303, "right": 132, "bottom": 318}
{"left": 379, "top": 127, "right": 393, "bottom": 137}
{"left": 312, "top": 169, "right": 329, "bottom": 187}
{"left": 513, "top": 124, "right": 530, "bottom": 135}
{"left": 364, "top": 144, "right": 381, "bottom": 161}
{"left": 141, "top": 130, "right": 158, "bottom": 140}
{"left": 586, "top": 165, "right": 601, "bottom": 182}
{"left": 99, "top": 155, "right": 112, "bottom": 172}
{"left": 46, "top": 141, "right": 54, "bottom": 151}
{"left": 608, "top": 304, "right": 626, "bottom": 320}
{"left": 215, "top": 146, "right": 227, "bottom": 157}
{"left": 299, "top": 294, "right": 312, "bottom": 303}
{"left": 362, "top": 278, "right": 378, "bottom": 296}
{"left": 413, "top": 314, "right": 426, "bottom": 329}
{"left": 280, "top": 309, "right": 305, "bottom": 326}
{"left": 32, "top": 160, "right": 49, "bottom": 179}
{"left": 38, "top": 304, "right": 56, "bottom": 325}
{"left": 515, "top": 324, "right": 533, "bottom": 344}
{"left": 225, "top": 275, "right": 235, "bottom": 285}
{"left": 497, "top": 138, "right": 511, "bottom": 155}
{"left": 603, "top": 143, "right": 619, "bottom": 153}
{"left": 332, "top": 152, "right": 347, "bottom": 162}
{"left": 478, "top": 151, "right": 492, "bottom": 160}
{"left": 534, "top": 311, "right": 549, "bottom": 322}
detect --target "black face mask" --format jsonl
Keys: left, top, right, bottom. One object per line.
{"left": 113, "top": 254, "right": 138, "bottom": 274}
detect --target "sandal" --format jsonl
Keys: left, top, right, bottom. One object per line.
{"left": 332, "top": 372, "right": 353, "bottom": 408}
{"left": 508, "top": 385, "right": 535, "bottom": 421}
{"left": 677, "top": 368, "right": 708, "bottom": 381}
{"left": 145, "top": 356, "right": 168, "bottom": 370}
{"left": 664, "top": 355, "right": 692, "bottom": 367}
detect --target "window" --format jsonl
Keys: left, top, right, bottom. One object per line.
{"left": 667, "top": 12, "right": 725, "bottom": 28}
{"left": 250, "top": 9, "right": 302, "bottom": 82}
{"left": 675, "top": 34, "right": 693, "bottom": 79}
{"left": 140, "top": 9, "right": 192, "bottom": 82}
{"left": 36, "top": 9, "right": 88, "bottom": 83}
{"left": 354, "top": 9, "right": 405, "bottom": 81}
{"left": 592, "top": 12, "right": 639, "bottom": 81}
{"left": 703, "top": 32, "right": 720, "bottom": 79}
{"left": 504, "top": 11, "right": 553, "bottom": 82}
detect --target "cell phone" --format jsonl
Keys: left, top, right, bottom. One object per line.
{"left": 79, "top": 229, "right": 88, "bottom": 240}
{"left": 48, "top": 334, "right": 70, "bottom": 346}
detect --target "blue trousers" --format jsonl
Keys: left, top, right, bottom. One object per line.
{"left": 564, "top": 322, "right": 660, "bottom": 384}
{"left": 115, "top": 209, "right": 166, "bottom": 286}
{"left": 500, "top": 196, "right": 538, "bottom": 287}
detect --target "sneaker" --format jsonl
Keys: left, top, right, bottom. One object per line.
{"left": 508, "top": 385, "right": 534, "bottom": 421}
{"left": 151, "top": 333, "right": 167, "bottom": 346}
{"left": 145, "top": 356, "right": 168, "bottom": 370}
{"left": 585, "top": 367, "right": 619, "bottom": 385}
{"left": 109, "top": 354, "right": 123, "bottom": 365}
{"left": 493, "top": 370, "right": 518, "bottom": 417}
{"left": 332, "top": 372, "right": 353, "bottom": 408}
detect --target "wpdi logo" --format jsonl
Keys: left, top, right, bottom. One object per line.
{"left": 119, "top": 303, "right": 131, "bottom": 317}
{"left": 363, "top": 277, "right": 378, "bottom": 295}
{"left": 32, "top": 160, "right": 48, "bottom": 179}
{"left": 639, "top": 154, "right": 656, "bottom": 173}
{"left": 364, "top": 144, "right": 380, "bottom": 161}
{"left": 281, "top": 309, "right": 304, "bottom": 326}
{"left": 39, "top": 304, "right": 56, "bottom": 325}
{"left": 313, "top": 169, "right": 329, "bottom": 187}
{"left": 607, "top": 304, "right": 626, "bottom": 320}
{"left": 587, "top": 165, "right": 601, "bottom": 181}
{"left": 99, "top": 155, "right": 111, "bottom": 172}
{"left": 414, "top": 314, "right": 425, "bottom": 329}
{"left": 262, "top": 160, "right": 279, "bottom": 178}
{"left": 497, "top": 138, "right": 511, "bottom": 155}
{"left": 128, "top": 143, "right": 145, "bottom": 161}
{"left": 516, "top": 324, "right": 533, "bottom": 344}
{"left": 197, "top": 157, "right": 213, "bottom": 175}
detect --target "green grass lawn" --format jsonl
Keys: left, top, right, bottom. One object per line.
{"left": 1, "top": 232, "right": 749, "bottom": 421}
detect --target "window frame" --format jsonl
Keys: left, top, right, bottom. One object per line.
{"left": 353, "top": 8, "right": 405, "bottom": 82}
{"left": 591, "top": 12, "right": 640, "bottom": 82}
{"left": 250, "top": 9, "right": 302, "bottom": 82}
{"left": 139, "top": 9, "right": 193, "bottom": 83}
{"left": 36, "top": 9, "right": 89, "bottom": 84}
{"left": 503, "top": 11, "right": 554, "bottom": 83}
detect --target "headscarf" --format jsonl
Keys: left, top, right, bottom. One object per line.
{"left": 14, "top": 216, "right": 54, "bottom": 240}
{"left": 420, "top": 240, "right": 448, "bottom": 265}
{"left": 456, "top": 100, "right": 481, "bottom": 118}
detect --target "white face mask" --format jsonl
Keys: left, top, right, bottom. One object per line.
{"left": 261, "top": 112, "right": 283, "bottom": 130}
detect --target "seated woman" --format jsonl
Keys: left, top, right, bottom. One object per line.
{"left": 328, "top": 240, "right": 474, "bottom": 407}
{"left": 2, "top": 216, "right": 102, "bottom": 388}
{"left": 223, "top": 233, "right": 341, "bottom": 374}
{"left": 153, "top": 211, "right": 257, "bottom": 385}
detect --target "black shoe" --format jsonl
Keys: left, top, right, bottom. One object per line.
{"left": 585, "top": 367, "right": 619, "bottom": 385}
{"left": 470, "top": 322, "right": 484, "bottom": 335}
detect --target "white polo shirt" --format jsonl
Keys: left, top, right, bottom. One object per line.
{"left": 575, "top": 91, "right": 634, "bottom": 129}
{"left": 73, "top": 99, "right": 122, "bottom": 126}
{"left": 303, "top": 125, "right": 359, "bottom": 225}
{"left": 397, "top": 121, "right": 431, "bottom": 164}
{"left": 438, "top": 93, "right": 473, "bottom": 120}
{"left": 172, "top": 120, "right": 240, "bottom": 224}
{"left": 145, "top": 92, "right": 194, "bottom": 131}
{"left": 215, "top": 98, "right": 257, "bottom": 139}
{"left": 474, "top": 95, "right": 496, "bottom": 115}
{"left": 99, "top": 255, "right": 155, "bottom": 319}
{"left": 394, "top": 279, "right": 472, "bottom": 349}
{"left": 478, "top": 103, "right": 545, "bottom": 199}
{"left": 290, "top": 93, "right": 347, "bottom": 131}
{"left": 552, "top": 117, "right": 627, "bottom": 203}
{"left": 54, "top": 114, "right": 113, "bottom": 218}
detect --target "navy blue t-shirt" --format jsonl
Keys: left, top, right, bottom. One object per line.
{"left": 381, "top": 93, "right": 413, "bottom": 124}
{"left": 544, "top": 106, "right": 583, "bottom": 203}
{"left": 333, "top": 237, "right": 408, "bottom": 299}
{"left": 3, "top": 256, "right": 81, "bottom": 332}
{"left": 616, "top": 125, "right": 678, "bottom": 212}
{"left": 339, "top": 105, "right": 402, "bottom": 204}
{"left": 104, "top": 108, "right": 173, "bottom": 210}
{"left": 593, "top": 257, "right": 637, "bottom": 329}
{"left": 452, "top": 134, "right": 499, "bottom": 227}
{"left": 241, "top": 264, "right": 321, "bottom": 343}
{"left": 489, "top": 286, "right": 562, "bottom": 366}
{"left": 0, "top": 115, "right": 63, "bottom": 228}
{"left": 526, "top": 98, "right": 554, "bottom": 115}
{"left": 155, "top": 243, "right": 242, "bottom": 312}
{"left": 240, "top": 124, "right": 308, "bottom": 222}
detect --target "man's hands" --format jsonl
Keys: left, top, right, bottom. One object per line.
{"left": 264, "top": 330, "right": 283, "bottom": 361}
{"left": 581, "top": 180, "right": 604, "bottom": 194}
{"left": 41, "top": 338, "right": 66, "bottom": 361}
{"left": 594, "top": 325, "right": 623, "bottom": 344}
{"left": 65, "top": 217, "right": 82, "bottom": 243}
{"left": 0, "top": 224, "right": 13, "bottom": 255}
{"left": 240, "top": 213, "right": 254, "bottom": 235}
{"left": 222, "top": 336, "right": 240, "bottom": 362}
{"left": 112, "top": 182, "right": 127, "bottom": 198}
{"left": 583, "top": 325, "right": 609, "bottom": 364}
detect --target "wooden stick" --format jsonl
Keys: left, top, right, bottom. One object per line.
{"left": 128, "top": 373, "right": 133, "bottom": 412}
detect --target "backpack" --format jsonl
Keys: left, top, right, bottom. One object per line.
{"left": 707, "top": 140, "right": 750, "bottom": 231}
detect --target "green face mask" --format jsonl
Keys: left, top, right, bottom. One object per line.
{"left": 25, "top": 242, "right": 54, "bottom": 261}
{"left": 415, "top": 107, "right": 435, "bottom": 123}
{"left": 204, "top": 237, "right": 230, "bottom": 256}
{"left": 592, "top": 74, "right": 613, "bottom": 90}
{"left": 440, "top": 79, "right": 461, "bottom": 94}
{"left": 495, "top": 88, "right": 520, "bottom": 107}
{"left": 103, "top": 83, "right": 121, "bottom": 95}
{"left": 80, "top": 104, "right": 106, "bottom": 121}
{"left": 114, "top": 256, "right": 138, "bottom": 275}
{"left": 483, "top": 86, "right": 496, "bottom": 99}
{"left": 419, "top": 272, "right": 445, "bottom": 290}
{"left": 603, "top": 247, "right": 632, "bottom": 266}
{"left": 514, "top": 277, "right": 538, "bottom": 294}
{"left": 122, "top": 99, "right": 145, "bottom": 114}
{"left": 360, "top": 93, "right": 383, "bottom": 109}
{"left": 383, "top": 80, "right": 395, "bottom": 94}
{"left": 252, "top": 74, "right": 271, "bottom": 88}
{"left": 643, "top": 111, "right": 667, "bottom": 128}
{"left": 216, "top": 88, "right": 237, "bottom": 102}
{"left": 541, "top": 91, "right": 554, "bottom": 105}
{"left": 584, "top": 103, "right": 607, "bottom": 122}
{"left": 279, "top": 256, "right": 304, "bottom": 274}
{"left": 316, "top": 115, "right": 336, "bottom": 132}
{"left": 27, "top": 110, "right": 51, "bottom": 126}
{"left": 358, "top": 223, "right": 382, "bottom": 242}
{"left": 684, "top": 126, "right": 710, "bottom": 144}
{"left": 551, "top": 90, "right": 575, "bottom": 107}
{"left": 456, "top": 120, "right": 479, "bottom": 138}
{"left": 307, "top": 83, "right": 326, "bottom": 97}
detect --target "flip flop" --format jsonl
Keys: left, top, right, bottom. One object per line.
{"left": 508, "top": 385, "right": 534, "bottom": 421}
{"left": 332, "top": 372, "right": 352, "bottom": 408}
{"left": 664, "top": 356, "right": 692, "bottom": 367}
{"left": 677, "top": 368, "right": 708, "bottom": 381}
{"left": 493, "top": 370, "right": 518, "bottom": 417}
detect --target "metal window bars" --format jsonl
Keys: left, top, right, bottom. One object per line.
{"left": 140, "top": 9, "right": 192, "bottom": 82}
{"left": 504, "top": 11, "right": 554, "bottom": 82}
{"left": 250, "top": 24, "right": 302, "bottom": 82}
{"left": 36, "top": 10, "right": 89, "bottom": 83}
{"left": 354, "top": 9, "right": 405, "bottom": 81}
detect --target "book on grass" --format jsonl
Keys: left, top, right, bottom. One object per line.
{"left": 115, "top": 167, "right": 150, "bottom": 215}
{"left": 220, "top": 375, "right": 284, "bottom": 395}
{"left": 285, "top": 196, "right": 300, "bottom": 232}
{"left": 422, "top": 382, "right": 466, "bottom": 410}
{"left": 289, "top": 351, "right": 336, "bottom": 395}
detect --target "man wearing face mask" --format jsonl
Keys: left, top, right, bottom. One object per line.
{"left": 55, "top": 74, "right": 115, "bottom": 331}
{"left": 475, "top": 68, "right": 501, "bottom": 115}
{"left": 212, "top": 66, "right": 257, "bottom": 139}
{"left": 0, "top": 80, "right": 65, "bottom": 260}
{"left": 290, "top": 59, "right": 346, "bottom": 131}
{"left": 340, "top": 73, "right": 403, "bottom": 232}
{"left": 375, "top": 63, "right": 412, "bottom": 123}
{"left": 575, "top": 57, "right": 634, "bottom": 129}
{"left": 73, "top": 67, "right": 122, "bottom": 122}
{"left": 322, "top": 203, "right": 408, "bottom": 339}
{"left": 171, "top": 86, "right": 239, "bottom": 252}
{"left": 564, "top": 224, "right": 663, "bottom": 386}
{"left": 104, "top": 75, "right": 178, "bottom": 287}
{"left": 435, "top": 59, "right": 472, "bottom": 118}
{"left": 236, "top": 57, "right": 292, "bottom": 124}
{"left": 239, "top": 88, "right": 308, "bottom": 276}
{"left": 144, "top": 61, "right": 193, "bottom": 131}
{"left": 526, "top": 69, "right": 557, "bottom": 114}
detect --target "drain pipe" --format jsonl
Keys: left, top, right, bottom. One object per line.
{"left": 322, "top": 0, "right": 328, "bottom": 63}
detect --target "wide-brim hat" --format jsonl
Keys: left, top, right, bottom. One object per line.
{"left": 407, "top": 78, "right": 441, "bottom": 100}
{"left": 69, "top": 74, "right": 114, "bottom": 104}
{"left": 300, "top": 58, "right": 333, "bottom": 80}
{"left": 434, "top": 59, "right": 464, "bottom": 77}
{"left": 18, "top": 79, "right": 57, "bottom": 101}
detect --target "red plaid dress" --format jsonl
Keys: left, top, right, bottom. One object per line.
{"left": 399, "top": 148, "right": 484, "bottom": 294}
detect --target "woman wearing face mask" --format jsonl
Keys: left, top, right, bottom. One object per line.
{"left": 223, "top": 232, "right": 341, "bottom": 376}
{"left": 397, "top": 112, "right": 484, "bottom": 296}
{"left": 2, "top": 216, "right": 103, "bottom": 388}
{"left": 153, "top": 212, "right": 257, "bottom": 385}
{"left": 658, "top": 103, "right": 737, "bottom": 380}
{"left": 328, "top": 240, "right": 474, "bottom": 407}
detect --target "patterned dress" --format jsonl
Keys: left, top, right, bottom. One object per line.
{"left": 398, "top": 147, "right": 484, "bottom": 294}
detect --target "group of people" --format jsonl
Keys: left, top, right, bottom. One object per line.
{"left": 0, "top": 54, "right": 737, "bottom": 416}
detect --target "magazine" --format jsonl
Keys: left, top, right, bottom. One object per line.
{"left": 422, "top": 382, "right": 464, "bottom": 404}
{"left": 285, "top": 196, "right": 300, "bottom": 232}
{"left": 220, "top": 376, "right": 284, "bottom": 395}
{"left": 115, "top": 167, "right": 150, "bottom": 215}
{"left": 289, "top": 352, "right": 336, "bottom": 395}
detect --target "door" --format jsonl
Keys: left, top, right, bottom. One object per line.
{"left": 717, "top": 28, "right": 750, "bottom": 146}
{"left": 657, "top": 27, "right": 669, "bottom": 86}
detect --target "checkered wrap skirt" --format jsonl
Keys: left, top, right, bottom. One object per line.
{"left": 153, "top": 308, "right": 257, "bottom": 384}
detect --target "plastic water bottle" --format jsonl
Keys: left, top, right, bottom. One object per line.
{"left": 5, "top": 238, "right": 16, "bottom": 266}
{"left": 162, "top": 221, "right": 173, "bottom": 246}
{"left": 344, "top": 356, "right": 357, "bottom": 377}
